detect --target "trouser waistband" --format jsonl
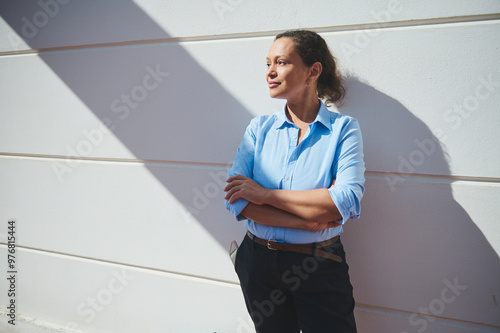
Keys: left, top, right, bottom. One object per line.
{"left": 246, "top": 231, "right": 342, "bottom": 263}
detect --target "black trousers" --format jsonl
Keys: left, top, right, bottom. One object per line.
{"left": 235, "top": 233, "right": 357, "bottom": 333}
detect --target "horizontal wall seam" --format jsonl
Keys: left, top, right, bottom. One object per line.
{"left": 1, "top": 152, "right": 499, "bottom": 184}
{"left": 0, "top": 14, "right": 499, "bottom": 56}
{"left": 0, "top": 243, "right": 240, "bottom": 288}
{"left": 0, "top": 312, "right": 90, "bottom": 333}
{"left": 367, "top": 170, "right": 500, "bottom": 185}
{"left": 355, "top": 303, "right": 500, "bottom": 331}
{"left": 0, "top": 152, "right": 229, "bottom": 170}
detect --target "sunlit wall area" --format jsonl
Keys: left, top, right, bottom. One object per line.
{"left": 0, "top": 1, "right": 499, "bottom": 332}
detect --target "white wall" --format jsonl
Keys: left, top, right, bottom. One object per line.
{"left": 0, "top": 1, "right": 499, "bottom": 332}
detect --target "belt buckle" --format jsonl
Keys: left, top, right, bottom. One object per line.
{"left": 267, "top": 239, "right": 279, "bottom": 250}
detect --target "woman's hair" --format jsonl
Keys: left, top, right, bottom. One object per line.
{"left": 275, "top": 30, "right": 345, "bottom": 107}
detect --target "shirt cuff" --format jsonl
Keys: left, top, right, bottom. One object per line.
{"left": 328, "top": 186, "right": 360, "bottom": 225}
{"left": 225, "top": 198, "right": 250, "bottom": 221}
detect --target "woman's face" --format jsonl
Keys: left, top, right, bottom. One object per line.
{"left": 266, "top": 37, "right": 310, "bottom": 101}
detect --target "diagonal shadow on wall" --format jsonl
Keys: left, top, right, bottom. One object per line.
{"left": 341, "top": 76, "right": 500, "bottom": 328}
{"left": 0, "top": 0, "right": 254, "bottom": 250}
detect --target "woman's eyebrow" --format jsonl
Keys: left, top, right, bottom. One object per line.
{"left": 266, "top": 55, "right": 286, "bottom": 60}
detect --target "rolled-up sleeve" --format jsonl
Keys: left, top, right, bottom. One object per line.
{"left": 328, "top": 117, "right": 365, "bottom": 224}
{"left": 225, "top": 117, "right": 258, "bottom": 221}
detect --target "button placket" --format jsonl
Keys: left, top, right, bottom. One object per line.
{"left": 282, "top": 127, "right": 298, "bottom": 190}
{"left": 284, "top": 122, "right": 315, "bottom": 189}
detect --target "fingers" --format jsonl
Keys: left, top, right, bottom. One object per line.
{"left": 330, "top": 221, "right": 342, "bottom": 228}
{"left": 307, "top": 220, "right": 342, "bottom": 231}
{"left": 325, "top": 221, "right": 342, "bottom": 229}
{"left": 224, "top": 175, "right": 266, "bottom": 205}
{"left": 226, "top": 174, "right": 247, "bottom": 183}
{"left": 224, "top": 174, "right": 248, "bottom": 192}
{"left": 223, "top": 179, "right": 242, "bottom": 192}
{"left": 224, "top": 186, "right": 242, "bottom": 203}
{"left": 224, "top": 175, "right": 252, "bottom": 203}
{"left": 224, "top": 176, "right": 248, "bottom": 203}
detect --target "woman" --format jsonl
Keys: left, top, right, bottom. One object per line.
{"left": 224, "top": 30, "right": 365, "bottom": 333}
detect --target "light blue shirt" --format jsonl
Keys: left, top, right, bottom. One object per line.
{"left": 225, "top": 101, "right": 365, "bottom": 244}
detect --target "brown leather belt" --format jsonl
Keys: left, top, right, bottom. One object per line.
{"left": 246, "top": 231, "right": 342, "bottom": 263}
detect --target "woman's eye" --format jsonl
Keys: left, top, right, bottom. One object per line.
{"left": 278, "top": 61, "right": 286, "bottom": 65}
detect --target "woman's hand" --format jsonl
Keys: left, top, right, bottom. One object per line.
{"left": 224, "top": 175, "right": 270, "bottom": 205}
{"left": 305, "top": 221, "right": 342, "bottom": 232}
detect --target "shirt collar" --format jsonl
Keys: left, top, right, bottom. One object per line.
{"left": 273, "top": 100, "right": 334, "bottom": 131}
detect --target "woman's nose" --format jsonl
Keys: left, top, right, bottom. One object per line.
{"left": 267, "top": 66, "right": 277, "bottom": 78}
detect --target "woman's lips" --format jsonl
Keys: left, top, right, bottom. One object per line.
{"left": 268, "top": 81, "right": 280, "bottom": 88}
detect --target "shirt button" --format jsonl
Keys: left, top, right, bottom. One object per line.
{"left": 285, "top": 176, "right": 290, "bottom": 181}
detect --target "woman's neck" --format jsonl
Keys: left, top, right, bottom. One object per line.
{"left": 286, "top": 97, "right": 320, "bottom": 125}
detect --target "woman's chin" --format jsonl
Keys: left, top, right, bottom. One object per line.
{"left": 269, "top": 92, "right": 285, "bottom": 100}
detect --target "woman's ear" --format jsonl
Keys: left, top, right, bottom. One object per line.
{"left": 309, "top": 61, "right": 323, "bottom": 84}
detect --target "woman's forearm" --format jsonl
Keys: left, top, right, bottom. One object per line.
{"left": 263, "top": 188, "right": 342, "bottom": 223}
{"left": 240, "top": 203, "right": 340, "bottom": 231}
{"left": 225, "top": 175, "right": 342, "bottom": 223}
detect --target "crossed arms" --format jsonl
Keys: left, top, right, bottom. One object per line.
{"left": 224, "top": 175, "right": 341, "bottom": 232}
